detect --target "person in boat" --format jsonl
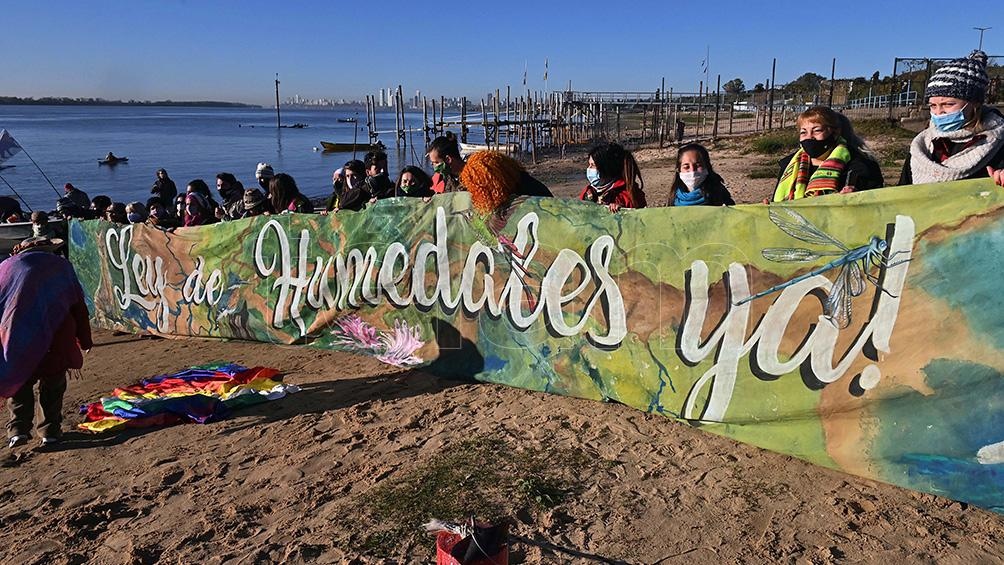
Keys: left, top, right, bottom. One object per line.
{"left": 214, "top": 172, "right": 245, "bottom": 220}
{"left": 125, "top": 202, "right": 148, "bottom": 224}
{"left": 55, "top": 197, "right": 93, "bottom": 221}
{"left": 394, "top": 166, "right": 435, "bottom": 198}
{"left": 771, "top": 106, "right": 883, "bottom": 202}
{"left": 899, "top": 51, "right": 1004, "bottom": 188}
{"left": 667, "top": 144, "right": 735, "bottom": 206}
{"left": 269, "top": 173, "right": 314, "bottom": 214}
{"left": 364, "top": 150, "right": 396, "bottom": 200}
{"left": 0, "top": 196, "right": 26, "bottom": 223}
{"left": 151, "top": 168, "right": 178, "bottom": 210}
{"left": 103, "top": 152, "right": 121, "bottom": 163}
{"left": 182, "top": 180, "right": 219, "bottom": 227}
{"left": 63, "top": 183, "right": 91, "bottom": 210}
{"left": 427, "top": 132, "right": 465, "bottom": 193}
{"left": 327, "top": 160, "right": 370, "bottom": 212}
{"left": 255, "top": 162, "right": 275, "bottom": 193}
{"left": 1, "top": 235, "right": 92, "bottom": 449}
{"left": 579, "top": 142, "right": 646, "bottom": 211}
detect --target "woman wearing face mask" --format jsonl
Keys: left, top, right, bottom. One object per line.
{"left": 668, "top": 144, "right": 735, "bottom": 206}
{"left": 899, "top": 51, "right": 1004, "bottom": 187}
{"left": 771, "top": 106, "right": 883, "bottom": 202}
{"left": 326, "top": 160, "right": 370, "bottom": 212}
{"left": 579, "top": 142, "right": 646, "bottom": 212}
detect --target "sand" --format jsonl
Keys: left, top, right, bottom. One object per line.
{"left": 1, "top": 329, "right": 1002, "bottom": 564}
{"left": 5, "top": 129, "right": 1002, "bottom": 563}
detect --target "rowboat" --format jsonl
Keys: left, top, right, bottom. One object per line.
{"left": 1, "top": 220, "right": 68, "bottom": 258}
{"left": 319, "top": 141, "right": 385, "bottom": 153}
{"left": 98, "top": 157, "right": 128, "bottom": 166}
{"left": 336, "top": 117, "right": 358, "bottom": 123}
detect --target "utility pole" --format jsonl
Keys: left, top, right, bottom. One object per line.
{"left": 274, "top": 73, "right": 281, "bottom": 128}
{"left": 975, "top": 27, "right": 991, "bottom": 51}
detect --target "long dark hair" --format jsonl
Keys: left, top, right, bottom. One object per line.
{"left": 588, "top": 142, "right": 644, "bottom": 202}
{"left": 269, "top": 173, "right": 302, "bottom": 211}
{"left": 668, "top": 143, "right": 728, "bottom": 205}
{"left": 395, "top": 165, "right": 433, "bottom": 194}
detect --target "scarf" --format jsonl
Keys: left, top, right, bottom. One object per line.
{"left": 582, "top": 179, "right": 624, "bottom": 205}
{"left": 773, "top": 139, "right": 852, "bottom": 202}
{"left": 909, "top": 109, "right": 1004, "bottom": 184}
{"left": 674, "top": 186, "right": 707, "bottom": 206}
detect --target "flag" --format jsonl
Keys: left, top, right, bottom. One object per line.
{"left": 0, "top": 130, "right": 22, "bottom": 164}
{"left": 543, "top": 58, "right": 548, "bottom": 82}
{"left": 523, "top": 61, "right": 527, "bottom": 87}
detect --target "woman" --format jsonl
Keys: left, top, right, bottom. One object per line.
{"left": 772, "top": 106, "right": 883, "bottom": 202}
{"left": 269, "top": 173, "right": 314, "bottom": 214}
{"left": 667, "top": 144, "right": 735, "bottom": 206}
{"left": 105, "top": 202, "right": 128, "bottom": 224}
{"left": 125, "top": 201, "right": 148, "bottom": 223}
{"left": 899, "top": 50, "right": 1004, "bottom": 187}
{"left": 579, "top": 142, "right": 646, "bottom": 211}
{"left": 327, "top": 161, "right": 370, "bottom": 212}
{"left": 183, "top": 179, "right": 218, "bottom": 227}
{"left": 395, "top": 166, "right": 435, "bottom": 198}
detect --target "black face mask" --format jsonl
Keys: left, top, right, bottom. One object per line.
{"left": 800, "top": 137, "right": 836, "bottom": 159}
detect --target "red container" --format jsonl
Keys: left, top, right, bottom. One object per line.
{"left": 436, "top": 531, "right": 508, "bottom": 565}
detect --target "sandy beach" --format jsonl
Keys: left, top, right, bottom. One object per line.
{"left": 4, "top": 122, "right": 1003, "bottom": 563}
{"left": 1, "top": 327, "right": 1002, "bottom": 563}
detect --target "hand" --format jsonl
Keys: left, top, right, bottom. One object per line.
{"left": 319, "top": 209, "right": 329, "bottom": 216}
{"left": 368, "top": 197, "right": 377, "bottom": 204}
{"left": 761, "top": 198, "right": 771, "bottom": 205}
{"left": 989, "top": 166, "right": 1004, "bottom": 187}
{"left": 840, "top": 185, "right": 855, "bottom": 194}
{"left": 608, "top": 202, "right": 622, "bottom": 213}
{"left": 422, "top": 196, "right": 433, "bottom": 203}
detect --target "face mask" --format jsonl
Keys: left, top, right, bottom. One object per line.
{"left": 433, "top": 162, "right": 448, "bottom": 174}
{"left": 127, "top": 213, "right": 144, "bottom": 223}
{"left": 586, "top": 167, "right": 602, "bottom": 187}
{"left": 680, "top": 170, "right": 708, "bottom": 190}
{"left": 800, "top": 137, "right": 835, "bottom": 159}
{"left": 32, "top": 224, "right": 44, "bottom": 237}
{"left": 931, "top": 105, "right": 968, "bottom": 133}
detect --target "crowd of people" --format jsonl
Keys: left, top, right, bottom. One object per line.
{"left": 3, "top": 50, "right": 1003, "bottom": 237}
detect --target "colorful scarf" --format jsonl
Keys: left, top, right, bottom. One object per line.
{"left": 773, "top": 139, "right": 852, "bottom": 202}
{"left": 673, "top": 186, "right": 707, "bottom": 206}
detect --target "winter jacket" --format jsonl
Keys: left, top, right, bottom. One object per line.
{"left": 579, "top": 179, "right": 646, "bottom": 209}
{"left": 775, "top": 149, "right": 884, "bottom": 195}
{"left": 667, "top": 173, "right": 735, "bottom": 206}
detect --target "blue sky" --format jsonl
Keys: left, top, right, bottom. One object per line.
{"left": 4, "top": 0, "right": 1002, "bottom": 105}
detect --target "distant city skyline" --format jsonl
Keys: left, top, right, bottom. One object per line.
{"left": 5, "top": 1, "right": 1002, "bottom": 106}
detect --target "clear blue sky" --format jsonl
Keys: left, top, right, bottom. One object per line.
{"left": 4, "top": 0, "right": 1002, "bottom": 105}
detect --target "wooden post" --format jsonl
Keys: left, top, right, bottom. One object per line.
{"left": 728, "top": 101, "right": 734, "bottom": 135}
{"left": 274, "top": 73, "right": 281, "bottom": 128}
{"left": 440, "top": 96, "right": 445, "bottom": 136}
{"left": 713, "top": 74, "right": 721, "bottom": 141}
{"left": 768, "top": 58, "right": 776, "bottom": 131}
{"left": 494, "top": 88, "right": 501, "bottom": 150}
{"left": 423, "top": 97, "right": 430, "bottom": 144}
{"left": 828, "top": 57, "right": 836, "bottom": 107}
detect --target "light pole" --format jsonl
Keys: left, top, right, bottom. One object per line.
{"left": 975, "top": 27, "right": 991, "bottom": 51}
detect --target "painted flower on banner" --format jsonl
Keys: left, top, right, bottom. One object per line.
{"left": 330, "top": 315, "right": 425, "bottom": 368}
{"left": 376, "top": 319, "right": 425, "bottom": 367}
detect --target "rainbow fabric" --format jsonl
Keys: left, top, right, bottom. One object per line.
{"left": 78, "top": 363, "right": 297, "bottom": 432}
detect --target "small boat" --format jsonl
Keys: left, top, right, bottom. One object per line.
{"left": 98, "top": 156, "right": 128, "bottom": 166}
{"left": 319, "top": 140, "right": 385, "bottom": 153}
{"left": 280, "top": 123, "right": 309, "bottom": 129}
{"left": 337, "top": 117, "right": 358, "bottom": 123}
{"left": 459, "top": 142, "right": 520, "bottom": 157}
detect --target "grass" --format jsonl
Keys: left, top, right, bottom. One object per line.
{"left": 748, "top": 161, "right": 780, "bottom": 179}
{"left": 747, "top": 131, "right": 799, "bottom": 155}
{"left": 344, "top": 434, "right": 592, "bottom": 558}
{"left": 852, "top": 118, "right": 917, "bottom": 140}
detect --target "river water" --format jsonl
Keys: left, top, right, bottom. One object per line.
{"left": 0, "top": 105, "right": 455, "bottom": 211}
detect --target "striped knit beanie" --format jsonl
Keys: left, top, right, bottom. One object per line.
{"left": 926, "top": 50, "right": 989, "bottom": 103}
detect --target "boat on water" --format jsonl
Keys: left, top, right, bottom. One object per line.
{"left": 337, "top": 117, "right": 358, "bottom": 123}
{"left": 459, "top": 142, "right": 520, "bottom": 157}
{"left": 319, "top": 140, "right": 385, "bottom": 153}
{"left": 98, "top": 156, "right": 128, "bottom": 166}
{"left": 0, "top": 221, "right": 68, "bottom": 258}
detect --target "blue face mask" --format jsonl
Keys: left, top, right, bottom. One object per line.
{"left": 931, "top": 105, "right": 968, "bottom": 133}
{"left": 586, "top": 167, "right": 602, "bottom": 187}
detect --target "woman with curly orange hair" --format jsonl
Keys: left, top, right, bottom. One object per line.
{"left": 459, "top": 151, "right": 552, "bottom": 214}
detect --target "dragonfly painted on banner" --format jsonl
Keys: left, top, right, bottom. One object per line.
{"left": 735, "top": 207, "right": 908, "bottom": 328}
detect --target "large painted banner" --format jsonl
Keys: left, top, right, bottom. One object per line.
{"left": 70, "top": 179, "right": 1004, "bottom": 512}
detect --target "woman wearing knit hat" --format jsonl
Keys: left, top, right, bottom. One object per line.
{"left": 899, "top": 50, "right": 1004, "bottom": 187}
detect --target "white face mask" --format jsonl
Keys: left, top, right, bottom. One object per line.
{"left": 679, "top": 170, "right": 708, "bottom": 190}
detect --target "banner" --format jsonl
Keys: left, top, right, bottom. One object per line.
{"left": 70, "top": 180, "right": 1004, "bottom": 512}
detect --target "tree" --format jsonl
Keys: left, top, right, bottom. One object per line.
{"left": 785, "top": 72, "right": 826, "bottom": 94}
{"left": 723, "top": 78, "right": 746, "bottom": 95}
{"left": 753, "top": 83, "right": 765, "bottom": 93}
